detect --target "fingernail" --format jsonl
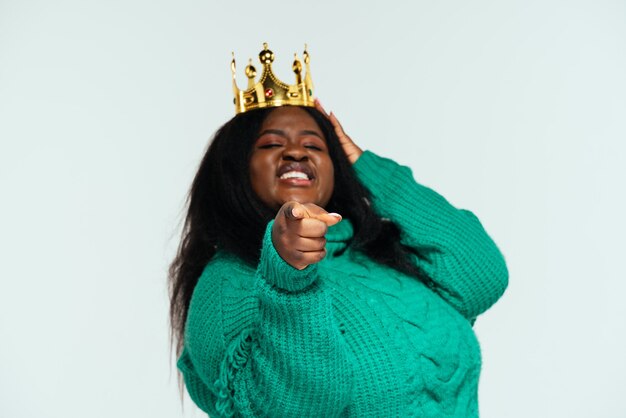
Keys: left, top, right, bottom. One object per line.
{"left": 328, "top": 212, "right": 342, "bottom": 220}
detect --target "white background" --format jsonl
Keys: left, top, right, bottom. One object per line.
{"left": 1, "top": 0, "right": 625, "bottom": 417}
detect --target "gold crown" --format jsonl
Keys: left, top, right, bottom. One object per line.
{"left": 231, "top": 43, "right": 315, "bottom": 114}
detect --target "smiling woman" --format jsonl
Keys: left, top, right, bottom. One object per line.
{"left": 249, "top": 107, "right": 335, "bottom": 210}
{"left": 169, "top": 44, "right": 508, "bottom": 418}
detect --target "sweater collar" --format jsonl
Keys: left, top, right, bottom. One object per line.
{"left": 325, "top": 218, "right": 354, "bottom": 256}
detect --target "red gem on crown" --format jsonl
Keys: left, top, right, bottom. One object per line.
{"left": 264, "top": 88, "right": 274, "bottom": 98}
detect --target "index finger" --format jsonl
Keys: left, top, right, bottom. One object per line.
{"left": 311, "top": 212, "right": 342, "bottom": 227}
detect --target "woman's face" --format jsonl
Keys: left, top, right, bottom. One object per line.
{"left": 249, "top": 106, "right": 335, "bottom": 211}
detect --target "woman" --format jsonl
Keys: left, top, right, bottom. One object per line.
{"left": 169, "top": 100, "right": 508, "bottom": 417}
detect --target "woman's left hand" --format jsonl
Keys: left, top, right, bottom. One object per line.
{"left": 315, "top": 99, "right": 363, "bottom": 164}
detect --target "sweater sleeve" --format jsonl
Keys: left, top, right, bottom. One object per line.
{"left": 177, "top": 221, "right": 353, "bottom": 417}
{"left": 352, "top": 150, "right": 509, "bottom": 321}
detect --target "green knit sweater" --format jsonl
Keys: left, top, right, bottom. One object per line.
{"left": 177, "top": 151, "right": 509, "bottom": 417}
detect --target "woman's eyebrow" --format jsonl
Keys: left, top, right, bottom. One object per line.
{"left": 257, "top": 128, "right": 287, "bottom": 138}
{"left": 257, "top": 129, "right": 323, "bottom": 139}
{"left": 299, "top": 129, "right": 323, "bottom": 139}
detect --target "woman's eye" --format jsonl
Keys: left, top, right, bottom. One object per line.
{"left": 304, "top": 144, "right": 323, "bottom": 151}
{"left": 258, "top": 143, "right": 282, "bottom": 149}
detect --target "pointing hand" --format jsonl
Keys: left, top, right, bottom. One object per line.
{"left": 272, "top": 201, "right": 342, "bottom": 270}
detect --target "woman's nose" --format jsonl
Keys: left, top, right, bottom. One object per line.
{"left": 282, "top": 143, "right": 309, "bottom": 161}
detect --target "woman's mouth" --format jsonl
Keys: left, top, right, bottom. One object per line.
{"left": 279, "top": 170, "right": 313, "bottom": 186}
{"left": 280, "top": 171, "right": 310, "bottom": 180}
{"left": 277, "top": 163, "right": 315, "bottom": 186}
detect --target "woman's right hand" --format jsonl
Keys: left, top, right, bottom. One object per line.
{"left": 272, "top": 201, "right": 342, "bottom": 270}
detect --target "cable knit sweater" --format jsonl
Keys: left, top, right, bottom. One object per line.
{"left": 177, "top": 150, "right": 509, "bottom": 417}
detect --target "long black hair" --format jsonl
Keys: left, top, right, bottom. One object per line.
{"left": 169, "top": 106, "right": 438, "bottom": 357}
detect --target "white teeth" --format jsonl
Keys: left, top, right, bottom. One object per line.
{"left": 280, "top": 171, "right": 310, "bottom": 180}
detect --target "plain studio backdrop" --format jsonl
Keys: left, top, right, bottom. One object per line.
{"left": 1, "top": 0, "right": 625, "bottom": 417}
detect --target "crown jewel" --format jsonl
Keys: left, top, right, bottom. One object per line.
{"left": 231, "top": 43, "right": 315, "bottom": 114}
